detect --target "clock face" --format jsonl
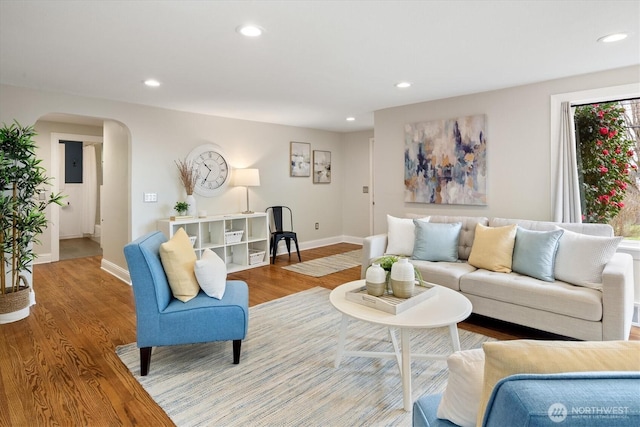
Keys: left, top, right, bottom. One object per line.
{"left": 186, "top": 144, "right": 230, "bottom": 197}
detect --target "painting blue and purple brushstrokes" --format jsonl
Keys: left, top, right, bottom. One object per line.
{"left": 404, "top": 115, "right": 487, "bottom": 205}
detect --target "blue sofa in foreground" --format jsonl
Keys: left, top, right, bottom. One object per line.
{"left": 414, "top": 372, "right": 640, "bottom": 427}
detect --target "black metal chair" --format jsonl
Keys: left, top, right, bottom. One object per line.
{"left": 266, "top": 206, "right": 301, "bottom": 264}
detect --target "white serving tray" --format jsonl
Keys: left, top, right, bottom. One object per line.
{"left": 345, "top": 283, "right": 437, "bottom": 315}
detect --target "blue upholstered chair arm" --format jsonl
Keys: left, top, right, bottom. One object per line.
{"left": 124, "top": 231, "right": 173, "bottom": 313}
{"left": 414, "top": 372, "right": 640, "bottom": 427}
{"left": 413, "top": 394, "right": 459, "bottom": 427}
{"left": 483, "top": 372, "right": 640, "bottom": 427}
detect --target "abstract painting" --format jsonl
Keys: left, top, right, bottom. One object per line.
{"left": 404, "top": 114, "right": 487, "bottom": 205}
{"left": 313, "top": 150, "right": 331, "bottom": 183}
{"left": 290, "top": 141, "right": 311, "bottom": 177}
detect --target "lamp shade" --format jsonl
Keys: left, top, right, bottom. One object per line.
{"left": 234, "top": 168, "right": 260, "bottom": 187}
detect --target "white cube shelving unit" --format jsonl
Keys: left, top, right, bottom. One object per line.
{"left": 157, "top": 212, "right": 269, "bottom": 273}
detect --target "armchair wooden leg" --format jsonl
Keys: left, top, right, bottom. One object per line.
{"left": 233, "top": 340, "right": 242, "bottom": 364}
{"left": 140, "top": 347, "right": 152, "bottom": 376}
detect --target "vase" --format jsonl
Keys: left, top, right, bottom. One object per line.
{"left": 390, "top": 258, "right": 415, "bottom": 298}
{"left": 365, "top": 263, "right": 387, "bottom": 296}
{"left": 186, "top": 194, "right": 197, "bottom": 217}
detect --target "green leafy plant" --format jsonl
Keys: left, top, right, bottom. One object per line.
{"left": 575, "top": 103, "right": 637, "bottom": 223}
{"left": 174, "top": 201, "right": 189, "bottom": 215}
{"left": 1, "top": 121, "right": 65, "bottom": 295}
{"left": 373, "top": 255, "right": 398, "bottom": 272}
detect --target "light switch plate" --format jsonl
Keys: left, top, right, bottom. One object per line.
{"left": 143, "top": 192, "right": 158, "bottom": 203}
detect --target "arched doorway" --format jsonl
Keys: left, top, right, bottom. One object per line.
{"left": 35, "top": 113, "right": 130, "bottom": 274}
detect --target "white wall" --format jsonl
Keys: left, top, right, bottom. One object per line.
{"left": 341, "top": 130, "right": 374, "bottom": 239}
{"left": 3, "top": 65, "right": 638, "bottom": 275}
{"left": 0, "top": 84, "right": 357, "bottom": 272}
{"left": 372, "top": 65, "right": 640, "bottom": 233}
{"left": 102, "top": 120, "right": 131, "bottom": 270}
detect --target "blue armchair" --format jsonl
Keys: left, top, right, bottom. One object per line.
{"left": 123, "top": 231, "right": 249, "bottom": 376}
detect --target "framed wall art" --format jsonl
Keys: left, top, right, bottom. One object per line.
{"left": 313, "top": 150, "right": 331, "bottom": 183}
{"left": 290, "top": 141, "right": 311, "bottom": 177}
{"left": 404, "top": 114, "right": 487, "bottom": 205}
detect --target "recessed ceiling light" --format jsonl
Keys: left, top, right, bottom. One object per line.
{"left": 395, "top": 82, "right": 412, "bottom": 89}
{"left": 144, "top": 79, "right": 160, "bottom": 87}
{"left": 237, "top": 25, "right": 263, "bottom": 37}
{"left": 598, "top": 33, "right": 628, "bottom": 43}
{"left": 346, "top": 117, "right": 355, "bottom": 121}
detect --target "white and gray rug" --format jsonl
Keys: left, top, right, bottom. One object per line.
{"left": 281, "top": 249, "right": 362, "bottom": 277}
{"left": 116, "top": 287, "right": 493, "bottom": 426}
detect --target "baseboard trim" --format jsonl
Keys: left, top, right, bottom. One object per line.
{"left": 273, "top": 235, "right": 364, "bottom": 256}
{"left": 101, "top": 259, "right": 130, "bottom": 285}
{"left": 33, "top": 253, "right": 52, "bottom": 264}
{"left": 48, "top": 235, "right": 365, "bottom": 285}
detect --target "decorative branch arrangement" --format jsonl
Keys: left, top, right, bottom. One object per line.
{"left": 175, "top": 158, "right": 197, "bottom": 195}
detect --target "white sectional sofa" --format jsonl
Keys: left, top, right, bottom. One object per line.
{"left": 361, "top": 215, "right": 635, "bottom": 341}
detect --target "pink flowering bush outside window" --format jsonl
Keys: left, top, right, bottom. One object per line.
{"left": 575, "top": 102, "right": 637, "bottom": 224}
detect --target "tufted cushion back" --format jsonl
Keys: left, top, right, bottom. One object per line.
{"left": 489, "top": 218, "right": 613, "bottom": 237}
{"left": 428, "top": 216, "right": 489, "bottom": 260}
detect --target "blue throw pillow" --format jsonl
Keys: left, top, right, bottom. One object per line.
{"left": 512, "top": 227, "right": 564, "bottom": 282}
{"left": 412, "top": 221, "right": 462, "bottom": 262}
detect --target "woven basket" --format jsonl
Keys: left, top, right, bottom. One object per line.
{"left": 0, "top": 276, "right": 30, "bottom": 314}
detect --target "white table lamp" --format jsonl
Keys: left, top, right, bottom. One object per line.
{"left": 235, "top": 168, "right": 260, "bottom": 214}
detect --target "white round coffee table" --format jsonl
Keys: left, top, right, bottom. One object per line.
{"left": 329, "top": 279, "right": 472, "bottom": 411}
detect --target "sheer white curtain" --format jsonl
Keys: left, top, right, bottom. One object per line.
{"left": 553, "top": 102, "right": 582, "bottom": 222}
{"left": 82, "top": 145, "right": 97, "bottom": 234}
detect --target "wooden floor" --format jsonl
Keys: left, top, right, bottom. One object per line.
{"left": 0, "top": 243, "right": 638, "bottom": 426}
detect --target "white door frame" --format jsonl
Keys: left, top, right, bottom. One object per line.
{"left": 50, "top": 132, "right": 103, "bottom": 262}
{"left": 369, "top": 137, "right": 375, "bottom": 236}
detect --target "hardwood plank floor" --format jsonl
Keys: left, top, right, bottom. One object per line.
{"left": 1, "top": 243, "right": 637, "bottom": 426}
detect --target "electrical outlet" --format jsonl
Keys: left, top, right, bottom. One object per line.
{"left": 315, "top": 222, "right": 319, "bottom": 230}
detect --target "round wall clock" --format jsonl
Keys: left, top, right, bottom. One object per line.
{"left": 186, "top": 144, "right": 230, "bottom": 197}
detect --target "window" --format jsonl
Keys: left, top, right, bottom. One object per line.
{"left": 574, "top": 98, "right": 640, "bottom": 238}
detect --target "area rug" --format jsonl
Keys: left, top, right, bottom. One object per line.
{"left": 116, "top": 287, "right": 493, "bottom": 427}
{"left": 281, "top": 249, "right": 362, "bottom": 277}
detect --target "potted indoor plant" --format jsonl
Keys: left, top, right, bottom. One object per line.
{"left": 1, "top": 121, "right": 64, "bottom": 322}
{"left": 174, "top": 201, "right": 189, "bottom": 216}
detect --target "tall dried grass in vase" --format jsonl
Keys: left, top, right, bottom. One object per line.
{"left": 175, "top": 158, "right": 197, "bottom": 195}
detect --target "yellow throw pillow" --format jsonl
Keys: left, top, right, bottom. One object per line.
{"left": 159, "top": 228, "right": 200, "bottom": 302}
{"left": 477, "top": 340, "right": 640, "bottom": 426}
{"left": 468, "top": 224, "right": 516, "bottom": 273}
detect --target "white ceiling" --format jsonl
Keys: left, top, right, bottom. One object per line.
{"left": 1, "top": 1, "right": 639, "bottom": 132}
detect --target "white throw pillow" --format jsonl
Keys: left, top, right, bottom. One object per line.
{"left": 437, "top": 348, "right": 485, "bottom": 427}
{"left": 385, "top": 214, "right": 429, "bottom": 256}
{"left": 194, "top": 249, "right": 227, "bottom": 299}
{"left": 554, "top": 228, "right": 622, "bottom": 289}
